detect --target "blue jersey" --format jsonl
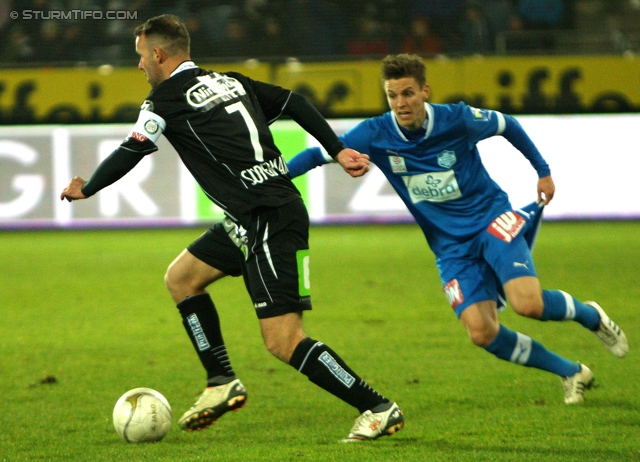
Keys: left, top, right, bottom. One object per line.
{"left": 337, "top": 102, "right": 548, "bottom": 256}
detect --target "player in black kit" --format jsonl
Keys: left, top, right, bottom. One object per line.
{"left": 60, "top": 14, "right": 403, "bottom": 442}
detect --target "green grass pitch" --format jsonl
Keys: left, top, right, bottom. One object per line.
{"left": 1, "top": 221, "right": 639, "bottom": 461}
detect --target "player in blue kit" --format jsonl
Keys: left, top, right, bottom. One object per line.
{"left": 287, "top": 53, "right": 629, "bottom": 404}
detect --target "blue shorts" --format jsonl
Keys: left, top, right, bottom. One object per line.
{"left": 437, "top": 209, "right": 538, "bottom": 318}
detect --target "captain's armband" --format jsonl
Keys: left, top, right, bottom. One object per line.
{"left": 127, "top": 110, "right": 166, "bottom": 144}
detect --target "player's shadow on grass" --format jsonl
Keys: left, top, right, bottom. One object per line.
{"left": 429, "top": 441, "right": 634, "bottom": 459}
{"left": 585, "top": 400, "right": 639, "bottom": 411}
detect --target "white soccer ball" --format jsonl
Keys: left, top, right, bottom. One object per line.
{"left": 113, "top": 387, "right": 172, "bottom": 443}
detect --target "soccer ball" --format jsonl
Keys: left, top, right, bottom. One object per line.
{"left": 112, "top": 387, "right": 172, "bottom": 443}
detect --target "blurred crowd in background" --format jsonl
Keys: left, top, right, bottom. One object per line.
{"left": 0, "top": 0, "right": 638, "bottom": 66}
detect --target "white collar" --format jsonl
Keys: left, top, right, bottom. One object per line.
{"left": 170, "top": 61, "right": 197, "bottom": 77}
{"left": 392, "top": 102, "right": 434, "bottom": 141}
{"left": 423, "top": 103, "right": 434, "bottom": 138}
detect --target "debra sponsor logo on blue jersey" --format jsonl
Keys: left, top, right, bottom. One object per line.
{"left": 403, "top": 170, "right": 462, "bottom": 203}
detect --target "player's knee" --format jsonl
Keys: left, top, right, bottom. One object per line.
{"left": 511, "top": 295, "right": 544, "bottom": 318}
{"left": 460, "top": 305, "right": 499, "bottom": 347}
{"left": 263, "top": 330, "right": 305, "bottom": 363}
{"left": 504, "top": 277, "right": 543, "bottom": 318}
{"left": 164, "top": 264, "right": 180, "bottom": 292}
{"left": 463, "top": 318, "right": 499, "bottom": 347}
{"left": 164, "top": 262, "right": 193, "bottom": 301}
{"left": 467, "top": 327, "right": 496, "bottom": 348}
{"left": 264, "top": 338, "right": 292, "bottom": 363}
{"left": 164, "top": 275, "right": 181, "bottom": 304}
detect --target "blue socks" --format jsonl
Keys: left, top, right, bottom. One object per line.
{"left": 485, "top": 325, "right": 581, "bottom": 377}
{"left": 540, "top": 290, "right": 600, "bottom": 330}
{"left": 483, "top": 290, "right": 601, "bottom": 378}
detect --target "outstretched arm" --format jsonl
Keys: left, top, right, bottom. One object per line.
{"left": 287, "top": 147, "right": 332, "bottom": 179}
{"left": 287, "top": 146, "right": 369, "bottom": 179}
{"left": 60, "top": 109, "right": 164, "bottom": 201}
{"left": 59, "top": 147, "right": 147, "bottom": 201}
{"left": 60, "top": 176, "right": 89, "bottom": 201}
{"left": 334, "top": 148, "right": 369, "bottom": 178}
{"left": 537, "top": 175, "right": 555, "bottom": 205}
{"left": 282, "top": 92, "right": 345, "bottom": 158}
{"left": 502, "top": 114, "right": 550, "bottom": 177}
{"left": 501, "top": 114, "right": 554, "bottom": 204}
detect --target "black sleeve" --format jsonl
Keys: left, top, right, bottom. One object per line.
{"left": 81, "top": 141, "right": 155, "bottom": 197}
{"left": 281, "top": 92, "right": 344, "bottom": 158}
{"left": 238, "top": 73, "right": 344, "bottom": 158}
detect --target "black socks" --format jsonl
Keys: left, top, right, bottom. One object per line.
{"left": 289, "top": 337, "right": 388, "bottom": 413}
{"left": 177, "top": 293, "right": 236, "bottom": 386}
{"left": 177, "top": 295, "right": 388, "bottom": 412}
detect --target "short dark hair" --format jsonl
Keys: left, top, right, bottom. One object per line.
{"left": 134, "top": 14, "right": 190, "bottom": 57}
{"left": 381, "top": 54, "right": 426, "bottom": 86}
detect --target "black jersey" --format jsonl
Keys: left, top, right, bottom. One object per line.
{"left": 114, "top": 61, "right": 342, "bottom": 226}
{"left": 142, "top": 63, "right": 300, "bottom": 226}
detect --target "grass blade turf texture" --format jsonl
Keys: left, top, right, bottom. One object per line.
{"left": 0, "top": 222, "right": 639, "bottom": 461}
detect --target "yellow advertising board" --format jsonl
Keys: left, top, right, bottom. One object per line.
{"left": 0, "top": 56, "right": 637, "bottom": 124}
{"left": 273, "top": 60, "right": 386, "bottom": 116}
{"left": 273, "top": 55, "right": 640, "bottom": 115}
{"left": 0, "top": 61, "right": 271, "bottom": 124}
{"left": 425, "top": 55, "right": 640, "bottom": 114}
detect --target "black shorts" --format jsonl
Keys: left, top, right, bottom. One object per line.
{"left": 187, "top": 198, "right": 312, "bottom": 319}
